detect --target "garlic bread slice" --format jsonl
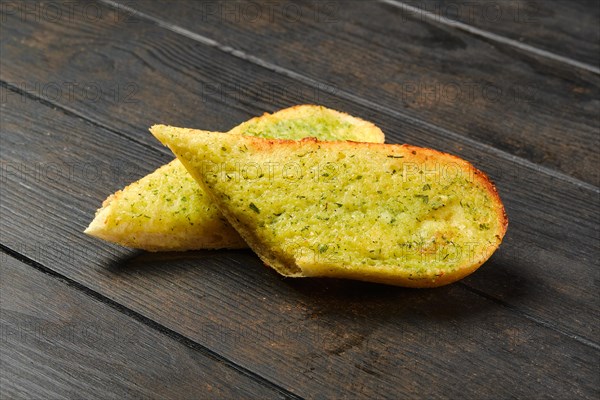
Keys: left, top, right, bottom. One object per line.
{"left": 228, "top": 104, "right": 384, "bottom": 142}
{"left": 85, "top": 105, "right": 385, "bottom": 251}
{"left": 153, "top": 129, "right": 507, "bottom": 287}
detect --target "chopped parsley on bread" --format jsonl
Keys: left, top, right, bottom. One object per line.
{"left": 152, "top": 128, "right": 507, "bottom": 287}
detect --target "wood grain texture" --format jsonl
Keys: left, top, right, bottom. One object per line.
{"left": 1, "top": 68, "right": 598, "bottom": 398}
{"left": 1, "top": 1, "right": 599, "bottom": 398}
{"left": 0, "top": 0, "right": 597, "bottom": 343}
{"left": 0, "top": 255, "right": 284, "bottom": 400}
{"left": 122, "top": 0, "right": 600, "bottom": 185}
{"left": 2, "top": 0, "right": 599, "bottom": 185}
{"left": 414, "top": 0, "right": 600, "bottom": 67}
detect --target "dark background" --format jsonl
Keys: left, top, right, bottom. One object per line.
{"left": 1, "top": 1, "right": 598, "bottom": 398}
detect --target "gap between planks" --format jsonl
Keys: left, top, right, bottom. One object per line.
{"left": 0, "top": 81, "right": 171, "bottom": 160}
{"left": 0, "top": 244, "right": 304, "bottom": 400}
{"left": 97, "top": 0, "right": 599, "bottom": 193}
{"left": 379, "top": 0, "right": 600, "bottom": 75}
{"left": 459, "top": 283, "right": 600, "bottom": 351}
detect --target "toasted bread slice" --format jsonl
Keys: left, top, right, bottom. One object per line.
{"left": 153, "top": 129, "right": 507, "bottom": 287}
{"left": 85, "top": 105, "right": 385, "bottom": 251}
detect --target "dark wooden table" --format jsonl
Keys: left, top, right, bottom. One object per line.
{"left": 1, "top": 1, "right": 598, "bottom": 398}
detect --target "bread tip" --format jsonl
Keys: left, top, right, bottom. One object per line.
{"left": 149, "top": 124, "right": 173, "bottom": 146}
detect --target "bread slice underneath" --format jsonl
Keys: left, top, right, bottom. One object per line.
{"left": 153, "top": 129, "right": 508, "bottom": 287}
{"left": 84, "top": 105, "right": 385, "bottom": 251}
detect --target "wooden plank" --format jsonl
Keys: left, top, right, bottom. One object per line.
{"left": 117, "top": 0, "right": 600, "bottom": 185}
{"left": 0, "top": 0, "right": 597, "bottom": 343}
{"left": 1, "top": 68, "right": 599, "bottom": 398}
{"left": 0, "top": 255, "right": 285, "bottom": 400}
{"left": 411, "top": 0, "right": 600, "bottom": 68}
